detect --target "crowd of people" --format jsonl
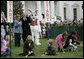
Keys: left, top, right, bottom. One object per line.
{"left": 53, "top": 18, "right": 83, "bottom": 27}
{"left": 1, "top": 11, "right": 81, "bottom": 57}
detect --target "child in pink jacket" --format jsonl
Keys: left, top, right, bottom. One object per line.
{"left": 55, "top": 31, "right": 68, "bottom": 52}
{"left": 1, "top": 37, "right": 10, "bottom": 57}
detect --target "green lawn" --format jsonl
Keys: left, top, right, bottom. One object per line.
{"left": 2, "top": 38, "right": 83, "bottom": 58}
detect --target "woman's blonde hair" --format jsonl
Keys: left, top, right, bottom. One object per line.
{"left": 62, "top": 31, "right": 68, "bottom": 38}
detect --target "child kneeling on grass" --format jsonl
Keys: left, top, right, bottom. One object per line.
{"left": 1, "top": 38, "right": 10, "bottom": 57}
{"left": 55, "top": 31, "right": 68, "bottom": 53}
{"left": 19, "top": 35, "right": 35, "bottom": 56}
{"left": 43, "top": 39, "right": 56, "bottom": 55}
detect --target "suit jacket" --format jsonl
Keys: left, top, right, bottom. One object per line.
{"left": 20, "top": 17, "right": 31, "bottom": 35}
{"left": 23, "top": 41, "right": 34, "bottom": 54}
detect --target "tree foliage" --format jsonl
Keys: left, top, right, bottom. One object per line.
{"left": 1, "top": 1, "right": 7, "bottom": 17}
{"left": 1, "top": 1, "right": 23, "bottom": 17}
{"left": 13, "top": 1, "right": 23, "bottom": 17}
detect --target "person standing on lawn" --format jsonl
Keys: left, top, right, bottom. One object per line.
{"left": 1, "top": 36, "right": 10, "bottom": 57}
{"left": 28, "top": 9, "right": 41, "bottom": 45}
{"left": 5, "top": 25, "right": 10, "bottom": 41}
{"left": 1, "top": 11, "right": 7, "bottom": 29}
{"left": 20, "top": 13, "right": 31, "bottom": 43}
{"left": 1, "top": 25, "right": 6, "bottom": 47}
{"left": 48, "top": 26, "right": 52, "bottom": 38}
{"left": 41, "top": 24, "right": 46, "bottom": 38}
{"left": 55, "top": 31, "right": 68, "bottom": 52}
{"left": 14, "top": 14, "right": 22, "bottom": 47}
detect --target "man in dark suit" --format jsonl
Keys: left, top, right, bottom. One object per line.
{"left": 20, "top": 13, "right": 31, "bottom": 43}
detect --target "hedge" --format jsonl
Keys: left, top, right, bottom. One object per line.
{"left": 50, "top": 24, "right": 83, "bottom": 41}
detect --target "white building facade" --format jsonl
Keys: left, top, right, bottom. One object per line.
{"left": 21, "top": 1, "right": 83, "bottom": 23}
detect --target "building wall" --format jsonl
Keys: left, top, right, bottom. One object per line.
{"left": 21, "top": 1, "right": 83, "bottom": 21}
{"left": 62, "top": 1, "right": 83, "bottom": 21}
{"left": 41, "top": 1, "right": 45, "bottom": 14}
{"left": 25, "top": 1, "right": 37, "bottom": 16}
{"left": 54, "top": 1, "right": 59, "bottom": 17}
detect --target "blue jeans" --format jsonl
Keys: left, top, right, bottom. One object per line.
{"left": 1, "top": 48, "right": 10, "bottom": 57}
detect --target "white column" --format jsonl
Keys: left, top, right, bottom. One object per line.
{"left": 58, "top": 1, "right": 64, "bottom": 21}
{"left": 78, "top": 4, "right": 83, "bottom": 20}
{"left": 77, "top": 5, "right": 80, "bottom": 20}
{"left": 77, "top": 2, "right": 83, "bottom": 21}
{"left": 50, "top": 1, "right": 54, "bottom": 18}
{"left": 36, "top": 1, "right": 42, "bottom": 21}
{"left": 67, "top": 3, "right": 73, "bottom": 21}
{"left": 50, "top": 1, "right": 57, "bottom": 24}
{"left": 44, "top": 1, "right": 46, "bottom": 23}
{"left": 21, "top": 1, "right": 25, "bottom": 13}
{"left": 36, "top": 1, "right": 42, "bottom": 33}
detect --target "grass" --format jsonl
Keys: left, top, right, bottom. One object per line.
{"left": 1, "top": 38, "right": 83, "bottom": 58}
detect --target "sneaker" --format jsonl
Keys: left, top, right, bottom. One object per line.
{"left": 36, "top": 43, "right": 41, "bottom": 45}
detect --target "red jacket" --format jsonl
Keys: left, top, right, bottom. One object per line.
{"left": 73, "top": 35, "right": 77, "bottom": 40}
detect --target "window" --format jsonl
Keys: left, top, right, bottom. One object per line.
{"left": 73, "top": 8, "right": 77, "bottom": 20}
{"left": 64, "top": 7, "right": 66, "bottom": 20}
